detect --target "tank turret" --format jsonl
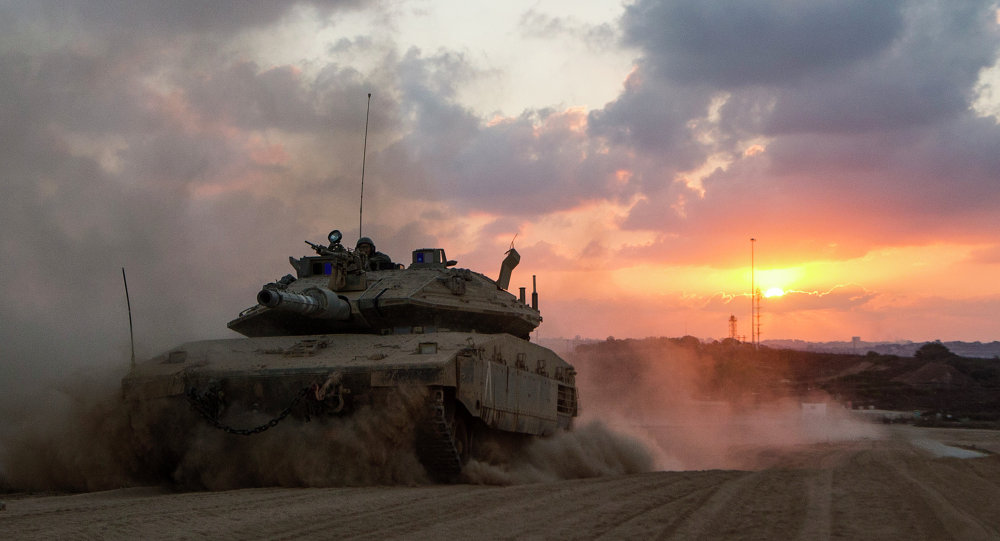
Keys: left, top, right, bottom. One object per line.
{"left": 227, "top": 229, "right": 542, "bottom": 339}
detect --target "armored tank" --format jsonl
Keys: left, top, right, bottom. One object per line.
{"left": 122, "top": 229, "right": 578, "bottom": 480}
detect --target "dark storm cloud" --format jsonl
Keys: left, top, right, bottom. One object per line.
{"left": 622, "top": 0, "right": 902, "bottom": 87}
{"left": 763, "top": 116, "right": 1000, "bottom": 216}
{"left": 17, "top": 0, "right": 362, "bottom": 37}
{"left": 185, "top": 63, "right": 324, "bottom": 131}
{"left": 763, "top": 2, "right": 998, "bottom": 134}
{"left": 605, "top": 0, "right": 1000, "bottom": 264}
{"left": 587, "top": 74, "right": 711, "bottom": 163}
{"left": 181, "top": 61, "right": 375, "bottom": 132}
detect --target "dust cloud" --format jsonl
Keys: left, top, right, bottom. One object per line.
{"left": 0, "top": 338, "right": 885, "bottom": 492}
{"left": 156, "top": 385, "right": 432, "bottom": 489}
{"left": 0, "top": 376, "right": 432, "bottom": 491}
{"left": 569, "top": 338, "right": 885, "bottom": 471}
{"left": 461, "top": 421, "right": 655, "bottom": 485}
{"left": 0, "top": 367, "right": 137, "bottom": 492}
{"left": 0, "top": 372, "right": 652, "bottom": 492}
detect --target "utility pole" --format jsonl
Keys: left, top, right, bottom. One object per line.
{"left": 750, "top": 238, "right": 757, "bottom": 349}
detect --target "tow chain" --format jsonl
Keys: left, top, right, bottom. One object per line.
{"left": 186, "top": 387, "right": 310, "bottom": 436}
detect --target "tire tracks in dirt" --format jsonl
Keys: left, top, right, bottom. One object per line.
{"left": 3, "top": 427, "right": 999, "bottom": 541}
{"left": 881, "top": 454, "right": 1000, "bottom": 540}
{"left": 830, "top": 446, "right": 999, "bottom": 541}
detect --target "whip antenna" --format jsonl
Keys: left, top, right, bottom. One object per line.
{"left": 122, "top": 267, "right": 136, "bottom": 369}
{"left": 359, "top": 92, "right": 372, "bottom": 238}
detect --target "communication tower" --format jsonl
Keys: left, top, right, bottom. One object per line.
{"left": 729, "top": 314, "right": 738, "bottom": 340}
{"left": 754, "top": 287, "right": 762, "bottom": 347}
{"left": 750, "top": 238, "right": 758, "bottom": 348}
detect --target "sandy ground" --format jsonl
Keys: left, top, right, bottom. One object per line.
{"left": 2, "top": 425, "right": 999, "bottom": 540}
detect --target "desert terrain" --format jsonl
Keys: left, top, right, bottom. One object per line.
{"left": 3, "top": 339, "right": 999, "bottom": 539}
{"left": 2, "top": 424, "right": 999, "bottom": 540}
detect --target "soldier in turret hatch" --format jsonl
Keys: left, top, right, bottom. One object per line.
{"left": 356, "top": 237, "right": 395, "bottom": 270}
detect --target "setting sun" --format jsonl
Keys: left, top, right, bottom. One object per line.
{"left": 764, "top": 287, "right": 785, "bottom": 298}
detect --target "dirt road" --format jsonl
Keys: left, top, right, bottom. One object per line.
{"left": 2, "top": 426, "right": 999, "bottom": 540}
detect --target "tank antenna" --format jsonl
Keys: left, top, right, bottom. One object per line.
{"left": 359, "top": 92, "right": 372, "bottom": 238}
{"left": 122, "top": 267, "right": 136, "bottom": 369}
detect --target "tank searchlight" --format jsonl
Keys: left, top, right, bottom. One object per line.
{"left": 257, "top": 287, "right": 351, "bottom": 320}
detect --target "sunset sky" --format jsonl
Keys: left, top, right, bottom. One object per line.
{"left": 3, "top": 1, "right": 1000, "bottom": 382}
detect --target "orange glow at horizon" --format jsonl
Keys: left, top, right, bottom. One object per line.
{"left": 528, "top": 240, "right": 1000, "bottom": 342}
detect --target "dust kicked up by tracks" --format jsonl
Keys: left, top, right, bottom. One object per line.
{"left": 0, "top": 367, "right": 653, "bottom": 492}
{"left": 1, "top": 375, "right": 431, "bottom": 491}
{"left": 1, "top": 334, "right": 885, "bottom": 492}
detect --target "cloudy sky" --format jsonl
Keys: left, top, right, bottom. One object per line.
{"left": 3, "top": 0, "right": 1000, "bottom": 381}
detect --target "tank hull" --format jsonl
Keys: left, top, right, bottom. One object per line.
{"left": 123, "top": 331, "right": 578, "bottom": 478}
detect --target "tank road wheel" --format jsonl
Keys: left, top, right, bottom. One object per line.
{"left": 452, "top": 413, "right": 471, "bottom": 465}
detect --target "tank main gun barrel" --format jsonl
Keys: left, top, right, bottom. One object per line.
{"left": 257, "top": 287, "right": 352, "bottom": 320}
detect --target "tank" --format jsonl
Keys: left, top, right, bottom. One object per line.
{"left": 122, "top": 229, "right": 579, "bottom": 480}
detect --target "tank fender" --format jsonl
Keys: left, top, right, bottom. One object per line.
{"left": 456, "top": 355, "right": 559, "bottom": 436}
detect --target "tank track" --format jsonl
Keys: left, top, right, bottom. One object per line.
{"left": 415, "top": 391, "right": 462, "bottom": 478}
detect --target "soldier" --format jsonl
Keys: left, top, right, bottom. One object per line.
{"left": 356, "top": 237, "right": 395, "bottom": 270}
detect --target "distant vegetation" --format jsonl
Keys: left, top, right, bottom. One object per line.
{"left": 568, "top": 337, "right": 1000, "bottom": 429}
{"left": 761, "top": 338, "right": 1000, "bottom": 359}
